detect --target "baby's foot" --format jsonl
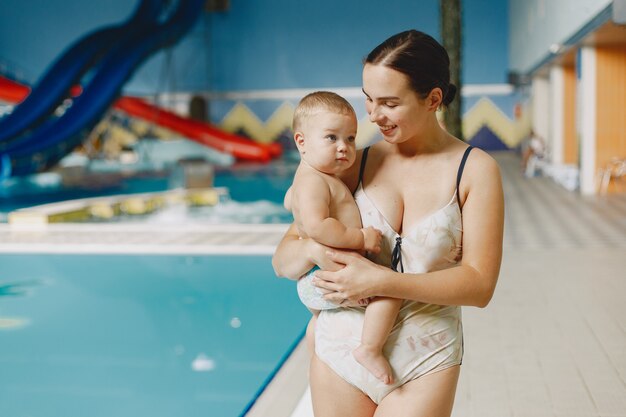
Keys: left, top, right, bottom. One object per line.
{"left": 353, "top": 345, "right": 394, "bottom": 384}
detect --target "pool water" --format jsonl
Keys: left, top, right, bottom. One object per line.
{"left": 134, "top": 199, "right": 294, "bottom": 225}
{"left": 0, "top": 254, "right": 309, "bottom": 417}
{"left": 213, "top": 160, "right": 297, "bottom": 204}
{"left": 0, "top": 159, "right": 298, "bottom": 223}
{"left": 0, "top": 173, "right": 173, "bottom": 222}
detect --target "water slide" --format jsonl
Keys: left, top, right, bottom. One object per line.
{"left": 0, "top": 0, "right": 205, "bottom": 177}
{"left": 0, "top": 75, "right": 82, "bottom": 104}
{"left": 114, "top": 97, "right": 282, "bottom": 162}
{"left": 0, "top": 0, "right": 166, "bottom": 146}
{"left": 0, "top": 76, "right": 31, "bottom": 104}
{"left": 0, "top": 79, "right": 282, "bottom": 164}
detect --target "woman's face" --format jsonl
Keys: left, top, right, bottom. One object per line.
{"left": 362, "top": 63, "right": 429, "bottom": 144}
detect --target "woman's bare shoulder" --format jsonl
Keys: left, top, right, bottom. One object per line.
{"left": 363, "top": 140, "right": 392, "bottom": 164}
{"left": 457, "top": 146, "right": 502, "bottom": 205}
{"left": 465, "top": 147, "right": 501, "bottom": 179}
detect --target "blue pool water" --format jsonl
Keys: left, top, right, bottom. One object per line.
{"left": 0, "top": 159, "right": 297, "bottom": 222}
{"left": 0, "top": 172, "right": 173, "bottom": 222}
{"left": 214, "top": 160, "right": 296, "bottom": 204}
{"left": 0, "top": 254, "right": 309, "bottom": 417}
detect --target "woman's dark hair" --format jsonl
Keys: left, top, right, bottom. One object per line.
{"left": 365, "top": 30, "right": 457, "bottom": 106}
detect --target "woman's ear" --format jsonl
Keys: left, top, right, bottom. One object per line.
{"left": 427, "top": 88, "right": 443, "bottom": 111}
{"left": 294, "top": 132, "right": 305, "bottom": 152}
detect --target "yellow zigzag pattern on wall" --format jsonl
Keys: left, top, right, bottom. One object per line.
{"left": 220, "top": 102, "right": 292, "bottom": 144}
{"left": 218, "top": 97, "right": 531, "bottom": 149}
{"left": 219, "top": 102, "right": 381, "bottom": 148}
{"left": 463, "top": 97, "right": 531, "bottom": 148}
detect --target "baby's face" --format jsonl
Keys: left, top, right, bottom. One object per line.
{"left": 296, "top": 110, "right": 357, "bottom": 175}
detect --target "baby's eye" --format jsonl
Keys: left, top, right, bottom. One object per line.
{"left": 326, "top": 135, "right": 337, "bottom": 141}
{"left": 348, "top": 136, "right": 356, "bottom": 142}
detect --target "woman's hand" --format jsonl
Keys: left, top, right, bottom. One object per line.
{"left": 313, "top": 249, "right": 388, "bottom": 303}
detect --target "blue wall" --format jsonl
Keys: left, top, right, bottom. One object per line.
{"left": 0, "top": 0, "right": 135, "bottom": 83}
{"left": 0, "top": 0, "right": 509, "bottom": 93}
{"left": 205, "top": 0, "right": 441, "bottom": 91}
{"left": 463, "top": 0, "right": 509, "bottom": 84}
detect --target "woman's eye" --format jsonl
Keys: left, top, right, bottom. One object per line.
{"left": 385, "top": 102, "right": 397, "bottom": 108}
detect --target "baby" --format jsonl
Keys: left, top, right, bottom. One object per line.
{"left": 286, "top": 91, "right": 399, "bottom": 384}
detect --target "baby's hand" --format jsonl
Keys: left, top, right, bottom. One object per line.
{"left": 361, "top": 227, "right": 382, "bottom": 254}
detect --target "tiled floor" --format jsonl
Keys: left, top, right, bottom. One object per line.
{"left": 457, "top": 247, "right": 626, "bottom": 417}
{"left": 453, "top": 153, "right": 626, "bottom": 417}
{"left": 2, "top": 152, "right": 625, "bottom": 416}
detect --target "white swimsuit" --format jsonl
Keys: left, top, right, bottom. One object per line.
{"left": 314, "top": 146, "right": 473, "bottom": 404}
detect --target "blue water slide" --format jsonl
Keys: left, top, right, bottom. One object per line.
{"left": 0, "top": 0, "right": 166, "bottom": 147}
{"left": 3, "top": 0, "right": 205, "bottom": 177}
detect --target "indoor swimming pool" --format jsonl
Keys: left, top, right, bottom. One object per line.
{"left": 0, "top": 253, "right": 309, "bottom": 417}
{"left": 0, "top": 158, "right": 306, "bottom": 416}
{"left": 0, "top": 158, "right": 297, "bottom": 224}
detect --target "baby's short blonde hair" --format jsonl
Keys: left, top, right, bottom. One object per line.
{"left": 292, "top": 91, "right": 356, "bottom": 131}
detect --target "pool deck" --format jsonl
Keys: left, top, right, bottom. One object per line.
{"left": 0, "top": 223, "right": 289, "bottom": 254}
{"left": 452, "top": 153, "right": 626, "bottom": 417}
{"left": 2, "top": 151, "right": 626, "bottom": 416}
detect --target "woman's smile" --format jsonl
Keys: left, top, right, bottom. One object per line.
{"left": 379, "top": 124, "right": 397, "bottom": 136}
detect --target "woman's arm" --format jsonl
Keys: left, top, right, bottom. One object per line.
{"left": 313, "top": 151, "right": 504, "bottom": 308}
{"left": 272, "top": 224, "right": 315, "bottom": 279}
{"left": 316, "top": 251, "right": 497, "bottom": 308}
{"left": 272, "top": 223, "right": 345, "bottom": 280}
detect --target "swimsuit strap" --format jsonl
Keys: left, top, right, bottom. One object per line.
{"left": 455, "top": 146, "right": 474, "bottom": 208}
{"left": 358, "top": 147, "right": 370, "bottom": 186}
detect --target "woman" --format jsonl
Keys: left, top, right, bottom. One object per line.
{"left": 273, "top": 30, "right": 504, "bottom": 417}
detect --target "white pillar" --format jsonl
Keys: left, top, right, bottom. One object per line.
{"left": 531, "top": 76, "right": 550, "bottom": 142}
{"left": 579, "top": 47, "right": 597, "bottom": 195}
{"left": 549, "top": 65, "right": 564, "bottom": 165}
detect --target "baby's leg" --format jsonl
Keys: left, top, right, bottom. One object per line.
{"left": 353, "top": 297, "right": 403, "bottom": 384}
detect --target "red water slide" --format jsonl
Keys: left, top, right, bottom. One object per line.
{"left": 0, "top": 77, "right": 82, "bottom": 103}
{"left": 0, "top": 75, "right": 281, "bottom": 162}
{"left": 114, "top": 97, "right": 282, "bottom": 162}
{"left": 0, "top": 77, "right": 31, "bottom": 103}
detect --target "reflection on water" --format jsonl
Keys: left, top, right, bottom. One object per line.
{"left": 0, "top": 279, "right": 42, "bottom": 297}
{"left": 0, "top": 279, "right": 42, "bottom": 330}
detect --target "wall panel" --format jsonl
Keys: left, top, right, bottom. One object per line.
{"left": 595, "top": 45, "right": 626, "bottom": 193}
{"left": 563, "top": 65, "right": 578, "bottom": 164}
